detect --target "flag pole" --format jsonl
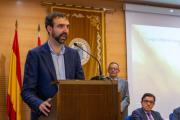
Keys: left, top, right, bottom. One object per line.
{"left": 15, "top": 20, "right": 18, "bottom": 29}
{"left": 38, "top": 24, "right": 40, "bottom": 36}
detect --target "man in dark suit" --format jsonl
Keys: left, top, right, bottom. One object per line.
{"left": 21, "top": 12, "right": 85, "bottom": 120}
{"left": 172, "top": 107, "right": 180, "bottom": 120}
{"left": 108, "top": 62, "right": 130, "bottom": 120}
{"left": 132, "top": 93, "right": 163, "bottom": 120}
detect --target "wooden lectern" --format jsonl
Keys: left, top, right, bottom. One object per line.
{"left": 39, "top": 80, "right": 121, "bottom": 120}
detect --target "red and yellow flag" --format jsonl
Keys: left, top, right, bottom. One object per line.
{"left": 7, "top": 29, "right": 23, "bottom": 120}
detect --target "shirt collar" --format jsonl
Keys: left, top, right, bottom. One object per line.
{"left": 143, "top": 108, "right": 151, "bottom": 114}
{"left": 48, "top": 40, "right": 65, "bottom": 55}
{"left": 109, "top": 77, "right": 118, "bottom": 80}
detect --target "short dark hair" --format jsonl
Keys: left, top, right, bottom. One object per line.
{"left": 108, "top": 62, "right": 119, "bottom": 70}
{"left": 141, "top": 93, "right": 156, "bottom": 102}
{"left": 45, "top": 12, "right": 68, "bottom": 34}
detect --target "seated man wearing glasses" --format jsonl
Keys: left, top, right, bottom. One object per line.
{"left": 172, "top": 107, "right": 180, "bottom": 120}
{"left": 108, "top": 62, "right": 130, "bottom": 120}
{"left": 132, "top": 93, "right": 163, "bottom": 120}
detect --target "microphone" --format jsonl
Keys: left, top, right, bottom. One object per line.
{"left": 74, "top": 43, "right": 109, "bottom": 80}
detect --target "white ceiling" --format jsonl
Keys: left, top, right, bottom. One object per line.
{"left": 117, "top": 0, "right": 180, "bottom": 7}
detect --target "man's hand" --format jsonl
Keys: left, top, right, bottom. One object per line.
{"left": 39, "top": 98, "right": 52, "bottom": 116}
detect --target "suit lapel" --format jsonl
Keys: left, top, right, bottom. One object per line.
{"left": 141, "top": 108, "right": 149, "bottom": 120}
{"left": 41, "top": 41, "right": 57, "bottom": 81}
{"left": 117, "top": 77, "right": 122, "bottom": 84}
{"left": 64, "top": 46, "right": 73, "bottom": 79}
{"left": 151, "top": 111, "right": 158, "bottom": 120}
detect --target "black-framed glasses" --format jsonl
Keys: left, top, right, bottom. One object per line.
{"left": 143, "top": 100, "right": 154, "bottom": 104}
{"left": 108, "top": 68, "right": 119, "bottom": 71}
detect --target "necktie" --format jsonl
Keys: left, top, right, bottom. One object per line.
{"left": 147, "top": 113, "right": 152, "bottom": 120}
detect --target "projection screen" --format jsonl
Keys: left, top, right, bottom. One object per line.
{"left": 124, "top": 3, "right": 180, "bottom": 119}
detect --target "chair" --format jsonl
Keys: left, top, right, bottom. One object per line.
{"left": 169, "top": 113, "right": 173, "bottom": 120}
{"left": 125, "top": 115, "right": 132, "bottom": 120}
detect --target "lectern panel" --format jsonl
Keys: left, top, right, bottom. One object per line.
{"left": 39, "top": 80, "right": 121, "bottom": 120}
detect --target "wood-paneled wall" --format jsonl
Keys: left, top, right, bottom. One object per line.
{"left": 0, "top": 0, "right": 127, "bottom": 119}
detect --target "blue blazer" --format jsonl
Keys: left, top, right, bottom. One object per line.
{"left": 132, "top": 107, "right": 164, "bottom": 120}
{"left": 172, "top": 107, "right": 180, "bottom": 120}
{"left": 21, "top": 41, "right": 85, "bottom": 120}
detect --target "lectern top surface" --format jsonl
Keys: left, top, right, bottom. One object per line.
{"left": 50, "top": 80, "right": 118, "bottom": 86}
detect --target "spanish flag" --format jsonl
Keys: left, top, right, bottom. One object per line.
{"left": 7, "top": 25, "right": 23, "bottom": 120}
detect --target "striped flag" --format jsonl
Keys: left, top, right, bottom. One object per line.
{"left": 7, "top": 27, "right": 23, "bottom": 120}
{"left": 38, "top": 24, "right": 41, "bottom": 46}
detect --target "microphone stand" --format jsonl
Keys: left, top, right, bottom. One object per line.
{"left": 74, "top": 43, "right": 109, "bottom": 80}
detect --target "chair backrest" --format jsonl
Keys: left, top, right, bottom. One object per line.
{"left": 125, "top": 115, "right": 132, "bottom": 120}
{"left": 169, "top": 113, "right": 173, "bottom": 120}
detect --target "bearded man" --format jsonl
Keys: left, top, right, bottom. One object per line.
{"left": 21, "top": 12, "right": 85, "bottom": 120}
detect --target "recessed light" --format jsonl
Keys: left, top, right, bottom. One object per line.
{"left": 17, "top": 1, "right": 21, "bottom": 5}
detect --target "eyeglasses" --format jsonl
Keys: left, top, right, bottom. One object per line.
{"left": 143, "top": 100, "right": 154, "bottom": 104}
{"left": 108, "top": 68, "right": 119, "bottom": 71}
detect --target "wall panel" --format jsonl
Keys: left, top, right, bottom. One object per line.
{"left": 0, "top": 0, "right": 127, "bottom": 119}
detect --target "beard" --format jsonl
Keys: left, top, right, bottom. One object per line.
{"left": 52, "top": 30, "right": 68, "bottom": 44}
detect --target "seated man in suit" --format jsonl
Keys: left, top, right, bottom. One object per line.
{"left": 132, "top": 93, "right": 163, "bottom": 120}
{"left": 172, "top": 107, "right": 180, "bottom": 120}
{"left": 108, "top": 62, "right": 130, "bottom": 120}
{"left": 21, "top": 12, "right": 85, "bottom": 120}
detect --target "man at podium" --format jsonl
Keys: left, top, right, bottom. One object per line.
{"left": 21, "top": 12, "right": 85, "bottom": 120}
{"left": 108, "top": 62, "right": 130, "bottom": 120}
